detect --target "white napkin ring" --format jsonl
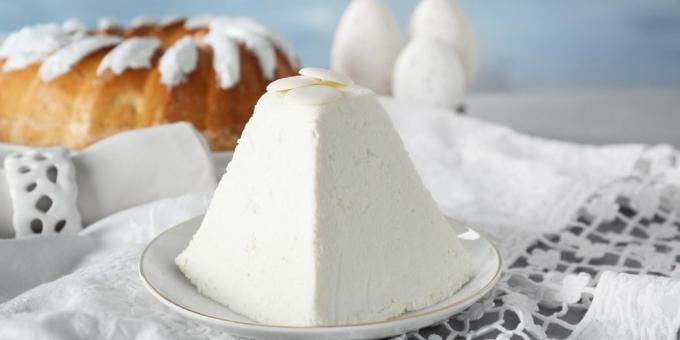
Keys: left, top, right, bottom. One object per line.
{"left": 4, "top": 148, "right": 82, "bottom": 237}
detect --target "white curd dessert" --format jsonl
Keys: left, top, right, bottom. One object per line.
{"left": 175, "top": 68, "right": 471, "bottom": 326}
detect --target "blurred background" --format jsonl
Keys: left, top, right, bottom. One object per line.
{"left": 2, "top": 0, "right": 679, "bottom": 92}
{"left": 1, "top": 0, "right": 679, "bottom": 144}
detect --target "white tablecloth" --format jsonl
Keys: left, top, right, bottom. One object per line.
{"left": 1, "top": 98, "right": 679, "bottom": 339}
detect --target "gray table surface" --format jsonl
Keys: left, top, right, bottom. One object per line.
{"left": 467, "top": 90, "right": 680, "bottom": 148}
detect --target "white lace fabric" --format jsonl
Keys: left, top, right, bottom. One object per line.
{"left": 1, "top": 98, "right": 679, "bottom": 339}
{"left": 391, "top": 141, "right": 680, "bottom": 340}
{"left": 572, "top": 271, "right": 680, "bottom": 340}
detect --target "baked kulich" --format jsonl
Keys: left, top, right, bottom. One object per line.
{"left": 0, "top": 16, "right": 298, "bottom": 150}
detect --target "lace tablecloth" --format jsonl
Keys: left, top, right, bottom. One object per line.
{"left": 394, "top": 145, "right": 680, "bottom": 340}
{"left": 1, "top": 98, "right": 679, "bottom": 339}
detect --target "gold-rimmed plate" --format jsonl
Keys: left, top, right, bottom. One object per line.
{"left": 139, "top": 216, "right": 502, "bottom": 340}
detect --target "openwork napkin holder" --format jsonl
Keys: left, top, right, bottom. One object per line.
{"left": 5, "top": 148, "right": 81, "bottom": 237}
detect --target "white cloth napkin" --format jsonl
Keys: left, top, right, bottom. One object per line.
{"left": 0, "top": 123, "right": 217, "bottom": 238}
{"left": 0, "top": 194, "right": 212, "bottom": 338}
{"left": 0, "top": 98, "right": 677, "bottom": 339}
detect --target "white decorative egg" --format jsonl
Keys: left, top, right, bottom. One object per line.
{"left": 392, "top": 38, "right": 465, "bottom": 110}
{"left": 331, "top": 0, "right": 402, "bottom": 95}
{"left": 409, "top": 0, "right": 478, "bottom": 88}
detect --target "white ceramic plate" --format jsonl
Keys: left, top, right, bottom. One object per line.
{"left": 139, "top": 216, "right": 502, "bottom": 340}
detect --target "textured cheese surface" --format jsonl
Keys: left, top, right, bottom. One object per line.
{"left": 176, "top": 86, "right": 471, "bottom": 326}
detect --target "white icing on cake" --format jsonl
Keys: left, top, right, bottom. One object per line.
{"left": 3, "top": 54, "right": 46, "bottom": 72}
{"left": 227, "top": 17, "right": 298, "bottom": 69}
{"left": 131, "top": 16, "right": 156, "bottom": 28}
{"left": 184, "top": 14, "right": 220, "bottom": 30}
{"left": 39, "top": 35, "right": 122, "bottom": 82}
{"left": 159, "top": 36, "right": 198, "bottom": 87}
{"left": 97, "top": 17, "right": 120, "bottom": 31}
{"left": 0, "top": 16, "right": 297, "bottom": 89}
{"left": 176, "top": 69, "right": 471, "bottom": 326}
{"left": 0, "top": 24, "right": 71, "bottom": 56}
{"left": 186, "top": 15, "right": 297, "bottom": 68}
{"left": 210, "top": 19, "right": 276, "bottom": 80}
{"left": 159, "top": 15, "right": 184, "bottom": 27}
{"left": 203, "top": 31, "right": 240, "bottom": 89}
{"left": 61, "top": 19, "right": 87, "bottom": 33}
{"left": 69, "top": 30, "right": 88, "bottom": 41}
{"left": 0, "top": 24, "right": 72, "bottom": 72}
{"left": 97, "top": 37, "right": 160, "bottom": 76}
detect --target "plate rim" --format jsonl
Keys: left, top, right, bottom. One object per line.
{"left": 139, "top": 215, "right": 503, "bottom": 332}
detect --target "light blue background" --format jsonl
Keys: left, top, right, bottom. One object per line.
{"left": 1, "top": 0, "right": 679, "bottom": 92}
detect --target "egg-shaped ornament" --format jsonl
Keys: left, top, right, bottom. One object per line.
{"left": 392, "top": 38, "right": 465, "bottom": 110}
{"left": 410, "top": 0, "right": 478, "bottom": 88}
{"left": 331, "top": 0, "right": 402, "bottom": 95}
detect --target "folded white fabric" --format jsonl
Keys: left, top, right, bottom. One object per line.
{"left": 570, "top": 271, "right": 680, "bottom": 340}
{"left": 0, "top": 194, "right": 212, "bottom": 338}
{"left": 0, "top": 123, "right": 217, "bottom": 238}
{"left": 382, "top": 97, "right": 645, "bottom": 232}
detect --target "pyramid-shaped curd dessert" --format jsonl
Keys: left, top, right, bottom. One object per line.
{"left": 176, "top": 68, "right": 471, "bottom": 326}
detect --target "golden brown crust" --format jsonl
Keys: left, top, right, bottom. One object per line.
{"left": 0, "top": 22, "right": 298, "bottom": 150}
